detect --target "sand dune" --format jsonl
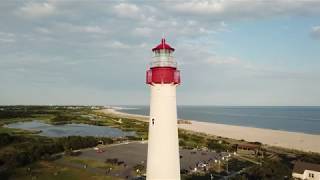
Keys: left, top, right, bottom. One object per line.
{"left": 99, "top": 108, "right": 320, "bottom": 153}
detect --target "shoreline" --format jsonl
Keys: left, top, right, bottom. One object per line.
{"left": 99, "top": 108, "right": 320, "bottom": 153}
{"left": 98, "top": 108, "right": 149, "bottom": 122}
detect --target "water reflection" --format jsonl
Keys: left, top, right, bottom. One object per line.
{"left": 6, "top": 120, "right": 135, "bottom": 137}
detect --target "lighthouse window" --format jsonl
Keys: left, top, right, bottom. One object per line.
{"left": 152, "top": 118, "right": 155, "bottom": 125}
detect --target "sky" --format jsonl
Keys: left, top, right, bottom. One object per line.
{"left": 0, "top": 0, "right": 320, "bottom": 106}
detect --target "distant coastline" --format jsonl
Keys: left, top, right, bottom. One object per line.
{"left": 99, "top": 107, "right": 320, "bottom": 153}
{"left": 116, "top": 105, "right": 320, "bottom": 135}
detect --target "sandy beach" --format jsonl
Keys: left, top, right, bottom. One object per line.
{"left": 99, "top": 108, "right": 320, "bottom": 153}
{"left": 99, "top": 108, "right": 149, "bottom": 122}
{"left": 179, "top": 121, "right": 320, "bottom": 153}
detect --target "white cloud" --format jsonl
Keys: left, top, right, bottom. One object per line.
{"left": 0, "top": 31, "right": 16, "bottom": 43}
{"left": 199, "top": 27, "right": 215, "bottom": 34}
{"left": 35, "top": 27, "right": 51, "bottom": 34}
{"left": 173, "top": 0, "right": 224, "bottom": 14}
{"left": 106, "top": 41, "right": 131, "bottom": 49}
{"left": 204, "top": 56, "right": 241, "bottom": 65}
{"left": 311, "top": 26, "right": 320, "bottom": 39}
{"left": 0, "top": 38, "right": 15, "bottom": 43}
{"left": 0, "top": 32, "right": 15, "bottom": 37}
{"left": 113, "top": 3, "right": 142, "bottom": 19}
{"left": 52, "top": 23, "right": 107, "bottom": 34}
{"left": 202, "top": 55, "right": 258, "bottom": 71}
{"left": 82, "top": 26, "right": 107, "bottom": 34}
{"left": 168, "top": 0, "right": 320, "bottom": 20}
{"left": 133, "top": 27, "right": 152, "bottom": 36}
{"left": 18, "top": 2, "right": 55, "bottom": 18}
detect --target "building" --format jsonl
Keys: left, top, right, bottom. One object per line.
{"left": 292, "top": 161, "right": 320, "bottom": 180}
{"left": 146, "top": 38, "right": 181, "bottom": 180}
{"left": 236, "top": 143, "right": 261, "bottom": 156}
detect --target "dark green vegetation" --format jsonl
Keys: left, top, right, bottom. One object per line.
{"left": 233, "top": 159, "right": 291, "bottom": 180}
{"left": 296, "top": 152, "right": 320, "bottom": 164}
{"left": 0, "top": 106, "right": 92, "bottom": 125}
{"left": 179, "top": 130, "right": 233, "bottom": 152}
{"left": 95, "top": 111, "right": 149, "bottom": 140}
{"left": 0, "top": 106, "right": 147, "bottom": 179}
{"left": 0, "top": 132, "right": 114, "bottom": 179}
{"left": 133, "top": 163, "right": 146, "bottom": 175}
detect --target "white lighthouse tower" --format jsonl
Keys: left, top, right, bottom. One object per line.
{"left": 146, "top": 38, "right": 181, "bottom": 180}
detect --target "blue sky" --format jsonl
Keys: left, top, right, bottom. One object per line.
{"left": 0, "top": 0, "right": 320, "bottom": 105}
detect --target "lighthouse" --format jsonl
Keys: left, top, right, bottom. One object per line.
{"left": 146, "top": 38, "right": 181, "bottom": 180}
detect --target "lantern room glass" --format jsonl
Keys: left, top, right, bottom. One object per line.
{"left": 151, "top": 49, "right": 177, "bottom": 68}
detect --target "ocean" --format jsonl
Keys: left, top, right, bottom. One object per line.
{"left": 117, "top": 106, "right": 320, "bottom": 135}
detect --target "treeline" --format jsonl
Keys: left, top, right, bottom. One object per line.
{"left": 0, "top": 106, "right": 56, "bottom": 119}
{"left": 0, "top": 106, "right": 91, "bottom": 120}
{"left": 296, "top": 152, "right": 320, "bottom": 164}
{"left": 179, "top": 130, "right": 233, "bottom": 152}
{"left": 230, "top": 159, "right": 292, "bottom": 180}
{"left": 0, "top": 133, "right": 113, "bottom": 179}
{"left": 206, "top": 139, "right": 232, "bottom": 152}
{"left": 0, "top": 110, "right": 34, "bottom": 119}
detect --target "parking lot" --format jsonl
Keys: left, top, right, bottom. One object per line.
{"left": 73, "top": 141, "right": 220, "bottom": 178}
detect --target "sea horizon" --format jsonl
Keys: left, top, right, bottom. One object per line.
{"left": 115, "top": 105, "right": 320, "bottom": 135}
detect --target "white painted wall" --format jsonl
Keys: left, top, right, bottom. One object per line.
{"left": 303, "top": 170, "right": 320, "bottom": 180}
{"left": 147, "top": 83, "right": 180, "bottom": 180}
{"left": 292, "top": 172, "right": 304, "bottom": 179}
{"left": 292, "top": 170, "right": 320, "bottom": 180}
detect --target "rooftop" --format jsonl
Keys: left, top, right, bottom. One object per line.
{"left": 293, "top": 161, "right": 320, "bottom": 174}
{"left": 152, "top": 38, "right": 175, "bottom": 52}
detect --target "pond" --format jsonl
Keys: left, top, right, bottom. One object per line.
{"left": 5, "top": 120, "right": 135, "bottom": 138}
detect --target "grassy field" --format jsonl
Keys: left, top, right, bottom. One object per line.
{"left": 94, "top": 111, "right": 148, "bottom": 140}
{"left": 10, "top": 161, "right": 120, "bottom": 180}
{"left": 64, "top": 156, "right": 119, "bottom": 170}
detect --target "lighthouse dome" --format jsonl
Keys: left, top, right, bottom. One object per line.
{"left": 152, "top": 38, "right": 175, "bottom": 52}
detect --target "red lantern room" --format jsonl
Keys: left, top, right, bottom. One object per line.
{"left": 146, "top": 38, "right": 181, "bottom": 85}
